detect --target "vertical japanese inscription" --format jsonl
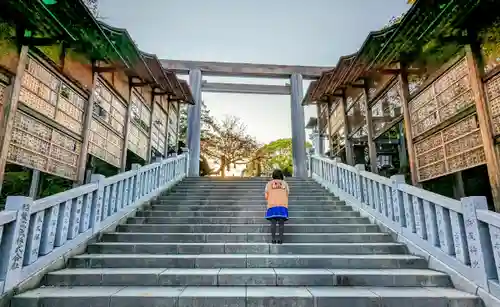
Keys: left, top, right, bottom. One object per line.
{"left": 10, "top": 203, "right": 30, "bottom": 270}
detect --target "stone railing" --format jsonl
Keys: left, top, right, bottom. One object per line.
{"left": 309, "top": 154, "right": 500, "bottom": 300}
{"left": 0, "top": 152, "right": 189, "bottom": 294}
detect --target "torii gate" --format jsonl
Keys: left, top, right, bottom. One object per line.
{"left": 160, "top": 60, "right": 329, "bottom": 178}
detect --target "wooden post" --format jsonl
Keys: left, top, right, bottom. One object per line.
{"left": 175, "top": 102, "right": 181, "bottom": 153}
{"left": 29, "top": 169, "right": 40, "bottom": 199}
{"left": 465, "top": 36, "right": 500, "bottom": 212}
{"left": 76, "top": 70, "right": 99, "bottom": 185}
{"left": 341, "top": 93, "right": 354, "bottom": 165}
{"left": 121, "top": 78, "right": 133, "bottom": 172}
{"left": 164, "top": 97, "right": 171, "bottom": 157}
{"left": 363, "top": 80, "right": 378, "bottom": 173}
{"left": 398, "top": 65, "right": 419, "bottom": 186}
{"left": 147, "top": 92, "right": 155, "bottom": 163}
{"left": 0, "top": 45, "right": 29, "bottom": 194}
{"left": 327, "top": 100, "right": 333, "bottom": 156}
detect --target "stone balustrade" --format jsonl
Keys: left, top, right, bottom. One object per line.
{"left": 0, "top": 152, "right": 189, "bottom": 295}
{"left": 310, "top": 154, "right": 500, "bottom": 300}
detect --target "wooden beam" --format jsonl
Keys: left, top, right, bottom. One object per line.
{"left": 398, "top": 64, "right": 419, "bottom": 186}
{"left": 378, "top": 67, "right": 425, "bottom": 76}
{"left": 466, "top": 33, "right": 500, "bottom": 212}
{"left": 0, "top": 45, "right": 29, "bottom": 194}
{"left": 201, "top": 82, "right": 291, "bottom": 95}
{"left": 93, "top": 66, "right": 117, "bottom": 73}
{"left": 160, "top": 59, "right": 330, "bottom": 79}
{"left": 131, "top": 82, "right": 151, "bottom": 88}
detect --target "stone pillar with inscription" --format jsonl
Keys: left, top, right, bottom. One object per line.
{"left": 187, "top": 69, "right": 202, "bottom": 176}
{"left": 290, "top": 73, "right": 307, "bottom": 178}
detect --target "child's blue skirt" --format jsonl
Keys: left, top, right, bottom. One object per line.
{"left": 265, "top": 206, "right": 289, "bottom": 220}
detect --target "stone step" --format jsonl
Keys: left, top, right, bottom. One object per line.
{"left": 101, "top": 232, "right": 392, "bottom": 243}
{"left": 44, "top": 268, "right": 451, "bottom": 287}
{"left": 68, "top": 254, "right": 428, "bottom": 269}
{"left": 153, "top": 200, "right": 345, "bottom": 206}
{"left": 166, "top": 190, "right": 332, "bottom": 196}
{"left": 158, "top": 195, "right": 337, "bottom": 201}
{"left": 150, "top": 204, "right": 350, "bottom": 211}
{"left": 135, "top": 210, "right": 360, "bottom": 218}
{"left": 127, "top": 216, "right": 370, "bottom": 224}
{"left": 12, "top": 286, "right": 481, "bottom": 307}
{"left": 117, "top": 223, "right": 381, "bottom": 234}
{"left": 169, "top": 187, "right": 329, "bottom": 193}
{"left": 88, "top": 242, "right": 407, "bottom": 255}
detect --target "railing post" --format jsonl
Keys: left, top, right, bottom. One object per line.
{"left": 131, "top": 163, "right": 142, "bottom": 202}
{"left": 90, "top": 174, "right": 105, "bottom": 234}
{"left": 461, "top": 196, "right": 496, "bottom": 290}
{"left": 2, "top": 196, "right": 32, "bottom": 292}
{"left": 390, "top": 175, "right": 406, "bottom": 227}
{"left": 355, "top": 164, "right": 365, "bottom": 201}
{"left": 182, "top": 148, "right": 190, "bottom": 176}
{"left": 307, "top": 154, "right": 312, "bottom": 178}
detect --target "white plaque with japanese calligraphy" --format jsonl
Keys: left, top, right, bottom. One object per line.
{"left": 8, "top": 111, "right": 82, "bottom": 180}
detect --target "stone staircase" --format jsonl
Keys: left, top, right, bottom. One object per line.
{"left": 13, "top": 177, "right": 482, "bottom": 307}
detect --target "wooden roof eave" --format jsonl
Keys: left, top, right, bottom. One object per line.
{"left": 310, "top": 69, "right": 335, "bottom": 102}
{"left": 368, "top": 0, "right": 481, "bottom": 72}
{"left": 140, "top": 50, "right": 175, "bottom": 94}
{"left": 179, "top": 80, "right": 195, "bottom": 105}
{"left": 302, "top": 81, "right": 319, "bottom": 106}
{"left": 99, "top": 22, "right": 157, "bottom": 85}
{"left": 326, "top": 53, "right": 357, "bottom": 95}
{"left": 41, "top": 1, "right": 129, "bottom": 68}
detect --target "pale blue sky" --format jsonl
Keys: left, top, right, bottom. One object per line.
{"left": 98, "top": 0, "right": 410, "bottom": 144}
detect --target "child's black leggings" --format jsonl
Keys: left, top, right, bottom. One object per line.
{"left": 270, "top": 218, "right": 285, "bottom": 240}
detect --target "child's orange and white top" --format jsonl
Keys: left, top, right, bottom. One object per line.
{"left": 264, "top": 179, "right": 290, "bottom": 220}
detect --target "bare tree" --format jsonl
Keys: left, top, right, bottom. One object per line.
{"left": 201, "top": 116, "right": 258, "bottom": 177}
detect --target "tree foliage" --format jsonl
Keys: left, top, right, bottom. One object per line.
{"left": 179, "top": 105, "right": 258, "bottom": 176}
{"left": 245, "top": 138, "right": 312, "bottom": 177}
{"left": 202, "top": 115, "right": 258, "bottom": 177}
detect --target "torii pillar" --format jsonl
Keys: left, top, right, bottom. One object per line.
{"left": 187, "top": 69, "right": 202, "bottom": 176}
{"left": 290, "top": 73, "right": 307, "bottom": 178}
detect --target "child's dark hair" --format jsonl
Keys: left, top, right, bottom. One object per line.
{"left": 272, "top": 169, "right": 284, "bottom": 180}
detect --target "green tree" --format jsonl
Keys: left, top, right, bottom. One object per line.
{"left": 245, "top": 138, "right": 312, "bottom": 177}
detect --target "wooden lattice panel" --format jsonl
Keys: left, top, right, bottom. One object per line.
{"left": 20, "top": 57, "right": 85, "bottom": 135}
{"left": 329, "top": 101, "right": 344, "bottom": 134}
{"left": 89, "top": 118, "right": 123, "bottom": 168}
{"left": 94, "top": 80, "right": 127, "bottom": 136}
{"left": 371, "top": 81, "right": 402, "bottom": 135}
{"left": 128, "top": 124, "right": 149, "bottom": 160}
{"left": 414, "top": 114, "right": 486, "bottom": 181}
{"left": 151, "top": 103, "right": 167, "bottom": 154}
{"left": 0, "top": 82, "right": 6, "bottom": 108}
{"left": 168, "top": 102, "right": 178, "bottom": 137}
{"left": 347, "top": 92, "right": 366, "bottom": 134}
{"left": 8, "top": 111, "right": 81, "bottom": 180}
{"left": 409, "top": 58, "right": 472, "bottom": 138}
{"left": 331, "top": 126, "right": 346, "bottom": 156}
{"left": 131, "top": 92, "right": 151, "bottom": 133}
{"left": 485, "top": 73, "right": 500, "bottom": 136}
